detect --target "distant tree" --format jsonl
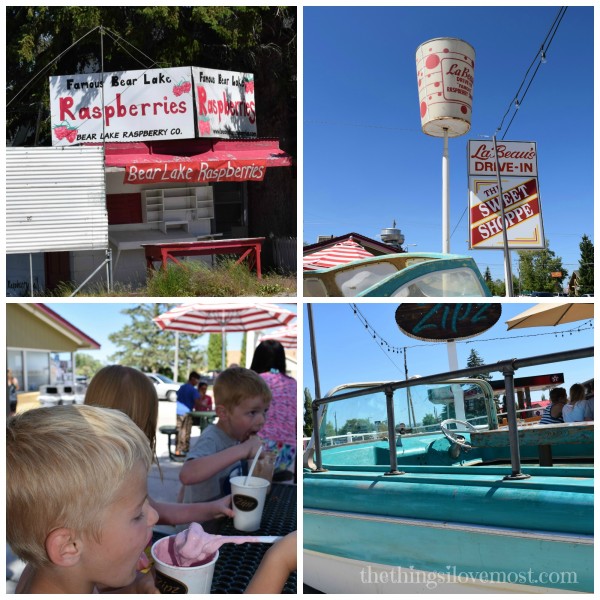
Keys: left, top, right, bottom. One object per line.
{"left": 303, "top": 387, "right": 313, "bottom": 437}
{"left": 339, "top": 418, "right": 372, "bottom": 434}
{"left": 466, "top": 348, "right": 491, "bottom": 381}
{"left": 207, "top": 333, "right": 224, "bottom": 371}
{"left": 484, "top": 267, "right": 494, "bottom": 295}
{"left": 108, "top": 304, "right": 204, "bottom": 375}
{"left": 75, "top": 353, "right": 104, "bottom": 379}
{"left": 240, "top": 333, "right": 247, "bottom": 368}
{"left": 577, "top": 234, "right": 594, "bottom": 295}
{"left": 517, "top": 241, "right": 568, "bottom": 293}
{"left": 421, "top": 413, "right": 438, "bottom": 427}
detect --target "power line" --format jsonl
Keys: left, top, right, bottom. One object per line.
{"left": 350, "top": 304, "right": 592, "bottom": 356}
{"left": 7, "top": 26, "right": 101, "bottom": 108}
{"left": 495, "top": 6, "right": 568, "bottom": 139}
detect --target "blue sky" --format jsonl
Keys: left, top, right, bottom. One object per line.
{"left": 303, "top": 6, "right": 593, "bottom": 282}
{"left": 303, "top": 302, "right": 594, "bottom": 406}
{"left": 45, "top": 302, "right": 297, "bottom": 365}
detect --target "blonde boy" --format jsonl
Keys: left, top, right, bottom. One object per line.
{"left": 180, "top": 367, "right": 271, "bottom": 510}
{"left": 7, "top": 404, "right": 159, "bottom": 594}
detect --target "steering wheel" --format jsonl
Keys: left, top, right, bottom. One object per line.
{"left": 440, "top": 419, "right": 476, "bottom": 449}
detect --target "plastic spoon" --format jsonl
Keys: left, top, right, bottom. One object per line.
{"left": 245, "top": 445, "right": 263, "bottom": 485}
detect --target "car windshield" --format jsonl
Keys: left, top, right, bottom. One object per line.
{"left": 154, "top": 373, "right": 175, "bottom": 383}
{"left": 318, "top": 380, "right": 494, "bottom": 447}
{"left": 391, "top": 267, "right": 486, "bottom": 297}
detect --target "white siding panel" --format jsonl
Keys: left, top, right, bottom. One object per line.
{"left": 7, "top": 146, "right": 108, "bottom": 254}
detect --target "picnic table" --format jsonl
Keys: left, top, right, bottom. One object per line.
{"left": 143, "top": 237, "right": 265, "bottom": 278}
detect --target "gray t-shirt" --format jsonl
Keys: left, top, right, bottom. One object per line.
{"left": 182, "top": 424, "right": 243, "bottom": 504}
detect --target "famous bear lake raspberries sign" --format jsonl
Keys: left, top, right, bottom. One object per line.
{"left": 49, "top": 66, "right": 257, "bottom": 145}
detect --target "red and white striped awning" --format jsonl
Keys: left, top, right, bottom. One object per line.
{"left": 303, "top": 238, "right": 374, "bottom": 271}
{"left": 154, "top": 302, "right": 296, "bottom": 334}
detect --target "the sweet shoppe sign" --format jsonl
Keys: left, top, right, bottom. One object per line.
{"left": 49, "top": 66, "right": 257, "bottom": 145}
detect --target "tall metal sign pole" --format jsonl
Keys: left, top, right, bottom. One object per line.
{"left": 493, "top": 135, "right": 514, "bottom": 296}
{"left": 416, "top": 37, "right": 475, "bottom": 254}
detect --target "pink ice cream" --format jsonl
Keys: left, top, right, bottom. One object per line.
{"left": 155, "top": 523, "right": 262, "bottom": 567}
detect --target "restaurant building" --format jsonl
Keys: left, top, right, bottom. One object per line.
{"left": 6, "top": 65, "right": 294, "bottom": 294}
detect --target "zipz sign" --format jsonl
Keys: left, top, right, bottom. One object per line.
{"left": 395, "top": 303, "right": 502, "bottom": 342}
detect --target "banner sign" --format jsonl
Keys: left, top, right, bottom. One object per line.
{"left": 50, "top": 67, "right": 196, "bottom": 145}
{"left": 192, "top": 67, "right": 257, "bottom": 139}
{"left": 468, "top": 140, "right": 544, "bottom": 250}
{"left": 395, "top": 303, "right": 502, "bottom": 342}
{"left": 125, "top": 159, "right": 266, "bottom": 184}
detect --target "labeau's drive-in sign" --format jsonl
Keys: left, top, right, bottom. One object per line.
{"left": 49, "top": 66, "right": 257, "bottom": 146}
{"left": 468, "top": 140, "right": 545, "bottom": 250}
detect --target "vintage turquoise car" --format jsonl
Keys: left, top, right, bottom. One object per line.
{"left": 303, "top": 347, "right": 593, "bottom": 593}
{"left": 303, "top": 252, "right": 492, "bottom": 297}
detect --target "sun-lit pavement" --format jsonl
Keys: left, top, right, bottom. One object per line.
{"left": 6, "top": 398, "right": 201, "bottom": 592}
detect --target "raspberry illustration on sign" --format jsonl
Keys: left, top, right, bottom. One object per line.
{"left": 173, "top": 80, "right": 192, "bottom": 96}
{"left": 53, "top": 121, "right": 78, "bottom": 143}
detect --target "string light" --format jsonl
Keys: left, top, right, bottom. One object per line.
{"left": 349, "top": 304, "right": 593, "bottom": 354}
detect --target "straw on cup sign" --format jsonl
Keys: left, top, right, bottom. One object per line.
{"left": 230, "top": 475, "right": 270, "bottom": 531}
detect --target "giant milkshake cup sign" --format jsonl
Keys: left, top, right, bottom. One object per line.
{"left": 416, "top": 38, "right": 475, "bottom": 137}
{"left": 415, "top": 37, "right": 475, "bottom": 256}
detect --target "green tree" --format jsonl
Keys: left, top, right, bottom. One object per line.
{"left": 421, "top": 413, "right": 438, "bottom": 427}
{"left": 517, "top": 241, "right": 568, "bottom": 294}
{"left": 75, "top": 352, "right": 104, "bottom": 380}
{"left": 466, "top": 348, "right": 491, "bottom": 381}
{"left": 108, "top": 304, "right": 205, "bottom": 375}
{"left": 240, "top": 332, "right": 247, "bottom": 368}
{"left": 303, "top": 387, "right": 313, "bottom": 437}
{"left": 339, "top": 418, "right": 372, "bottom": 434}
{"left": 207, "top": 333, "right": 225, "bottom": 371}
{"left": 577, "top": 234, "right": 594, "bottom": 295}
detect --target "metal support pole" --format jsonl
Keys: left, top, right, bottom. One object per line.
{"left": 105, "top": 248, "right": 112, "bottom": 293}
{"left": 29, "top": 253, "right": 34, "bottom": 297}
{"left": 442, "top": 128, "right": 450, "bottom": 253}
{"left": 384, "top": 386, "right": 404, "bottom": 475}
{"left": 502, "top": 364, "right": 530, "bottom": 480}
{"left": 173, "top": 330, "right": 179, "bottom": 384}
{"left": 493, "top": 135, "right": 514, "bottom": 297}
{"left": 308, "top": 304, "right": 327, "bottom": 472}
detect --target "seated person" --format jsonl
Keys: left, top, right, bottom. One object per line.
{"left": 194, "top": 380, "right": 213, "bottom": 411}
{"left": 180, "top": 367, "right": 270, "bottom": 530}
{"left": 539, "top": 387, "right": 567, "bottom": 424}
{"left": 85, "top": 365, "right": 233, "bottom": 526}
{"left": 7, "top": 404, "right": 159, "bottom": 594}
{"left": 563, "top": 383, "right": 594, "bottom": 422}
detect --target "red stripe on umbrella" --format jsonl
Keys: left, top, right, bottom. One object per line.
{"left": 303, "top": 239, "right": 374, "bottom": 271}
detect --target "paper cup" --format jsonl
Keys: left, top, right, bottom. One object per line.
{"left": 151, "top": 536, "right": 218, "bottom": 594}
{"left": 230, "top": 475, "right": 269, "bottom": 532}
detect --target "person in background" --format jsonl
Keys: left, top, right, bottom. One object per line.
{"left": 179, "top": 367, "right": 268, "bottom": 531}
{"left": 562, "top": 382, "right": 594, "bottom": 422}
{"left": 84, "top": 365, "right": 233, "bottom": 526}
{"left": 250, "top": 340, "right": 297, "bottom": 480}
{"left": 176, "top": 371, "right": 201, "bottom": 456}
{"left": 8, "top": 369, "right": 19, "bottom": 417}
{"left": 8, "top": 404, "right": 160, "bottom": 594}
{"left": 195, "top": 380, "right": 213, "bottom": 411}
{"left": 539, "top": 387, "right": 567, "bottom": 424}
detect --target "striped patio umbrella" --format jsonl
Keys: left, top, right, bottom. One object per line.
{"left": 259, "top": 324, "right": 298, "bottom": 349}
{"left": 154, "top": 302, "right": 296, "bottom": 369}
{"left": 303, "top": 238, "right": 374, "bottom": 271}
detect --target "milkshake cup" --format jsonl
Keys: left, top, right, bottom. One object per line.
{"left": 230, "top": 475, "right": 269, "bottom": 532}
{"left": 151, "top": 536, "right": 218, "bottom": 594}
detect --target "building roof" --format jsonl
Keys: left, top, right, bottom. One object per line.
{"left": 303, "top": 232, "right": 400, "bottom": 256}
